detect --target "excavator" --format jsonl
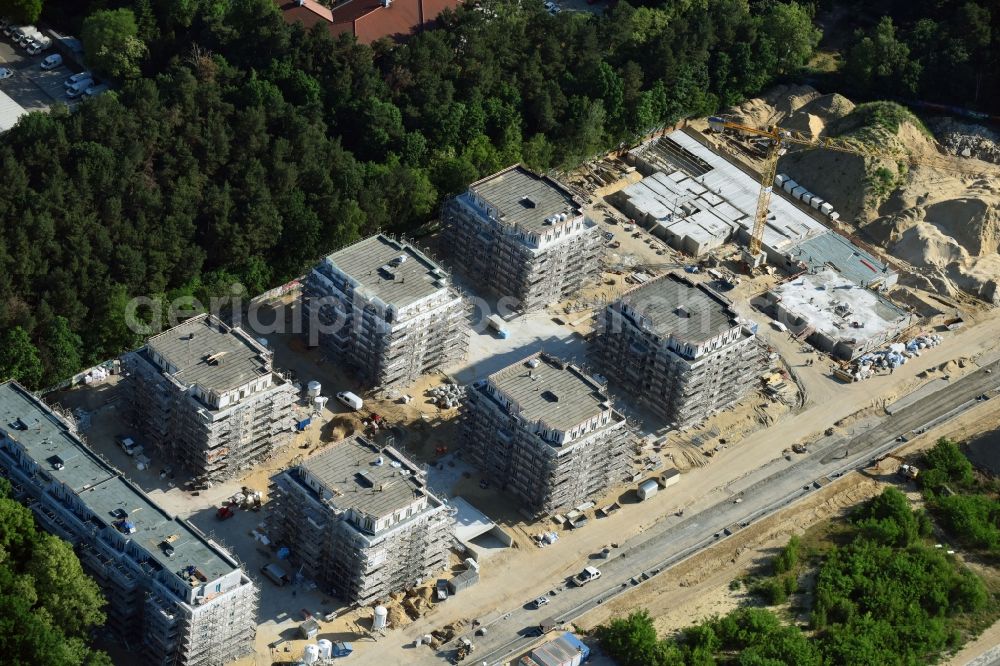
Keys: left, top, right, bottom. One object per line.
{"left": 705, "top": 115, "right": 991, "bottom": 273}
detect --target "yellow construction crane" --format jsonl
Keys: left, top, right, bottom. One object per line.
{"left": 706, "top": 115, "right": 987, "bottom": 271}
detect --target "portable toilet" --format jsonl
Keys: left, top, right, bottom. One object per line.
{"left": 317, "top": 639, "right": 333, "bottom": 660}
{"left": 333, "top": 642, "right": 354, "bottom": 657}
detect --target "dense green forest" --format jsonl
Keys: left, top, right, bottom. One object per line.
{"left": 822, "top": 0, "right": 998, "bottom": 112}
{"left": 920, "top": 438, "right": 1000, "bottom": 555}
{"left": 597, "top": 485, "right": 999, "bottom": 665}
{"left": 0, "top": 478, "right": 110, "bottom": 664}
{"left": 0, "top": 0, "right": 821, "bottom": 388}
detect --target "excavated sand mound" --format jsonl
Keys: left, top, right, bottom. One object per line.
{"left": 723, "top": 86, "right": 1000, "bottom": 303}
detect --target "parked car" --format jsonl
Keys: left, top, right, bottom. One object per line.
{"left": 3, "top": 24, "right": 19, "bottom": 37}
{"left": 84, "top": 83, "right": 108, "bottom": 97}
{"left": 40, "top": 53, "right": 62, "bottom": 70}
{"left": 0, "top": 68, "right": 12, "bottom": 80}
{"left": 26, "top": 37, "right": 50, "bottom": 55}
{"left": 532, "top": 596, "right": 549, "bottom": 609}
{"left": 66, "top": 71, "right": 93, "bottom": 86}
{"left": 116, "top": 436, "right": 142, "bottom": 456}
{"left": 573, "top": 566, "right": 601, "bottom": 586}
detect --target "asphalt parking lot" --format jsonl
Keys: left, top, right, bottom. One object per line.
{"left": 0, "top": 37, "right": 80, "bottom": 112}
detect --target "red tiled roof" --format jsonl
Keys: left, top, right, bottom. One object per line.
{"left": 274, "top": 0, "right": 460, "bottom": 44}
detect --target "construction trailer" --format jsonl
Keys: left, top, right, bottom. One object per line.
{"left": 593, "top": 273, "right": 766, "bottom": 429}
{"left": 122, "top": 313, "right": 297, "bottom": 483}
{"left": 0, "top": 381, "right": 258, "bottom": 666}
{"left": 442, "top": 165, "right": 603, "bottom": 313}
{"left": 301, "top": 234, "right": 469, "bottom": 390}
{"left": 461, "top": 352, "right": 632, "bottom": 517}
{"left": 266, "top": 435, "right": 455, "bottom": 605}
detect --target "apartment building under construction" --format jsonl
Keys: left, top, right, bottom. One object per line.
{"left": 442, "top": 165, "right": 602, "bottom": 313}
{"left": 593, "top": 273, "right": 765, "bottom": 429}
{"left": 266, "top": 436, "right": 454, "bottom": 605}
{"left": 123, "top": 314, "right": 297, "bottom": 483}
{"left": 301, "top": 234, "right": 468, "bottom": 390}
{"left": 462, "top": 353, "right": 631, "bottom": 516}
{"left": 0, "top": 381, "right": 258, "bottom": 666}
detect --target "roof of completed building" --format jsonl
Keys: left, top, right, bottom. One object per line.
{"left": 0, "top": 382, "right": 240, "bottom": 586}
{"left": 0, "top": 89, "right": 28, "bottom": 133}
{"left": 488, "top": 354, "right": 609, "bottom": 433}
{"left": 469, "top": 165, "right": 580, "bottom": 235}
{"left": 145, "top": 314, "right": 270, "bottom": 393}
{"left": 323, "top": 234, "right": 451, "bottom": 309}
{"left": 621, "top": 274, "right": 738, "bottom": 344}
{"left": 274, "top": 0, "right": 461, "bottom": 44}
{"left": 300, "top": 436, "right": 428, "bottom": 518}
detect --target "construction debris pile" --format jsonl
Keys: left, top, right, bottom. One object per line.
{"left": 932, "top": 118, "right": 1000, "bottom": 165}
{"left": 428, "top": 383, "right": 465, "bottom": 409}
{"left": 846, "top": 334, "right": 944, "bottom": 381}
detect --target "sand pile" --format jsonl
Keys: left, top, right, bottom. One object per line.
{"left": 726, "top": 86, "right": 1000, "bottom": 303}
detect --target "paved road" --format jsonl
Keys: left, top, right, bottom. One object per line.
{"left": 455, "top": 360, "right": 1000, "bottom": 666}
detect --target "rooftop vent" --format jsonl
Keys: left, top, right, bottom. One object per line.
{"left": 541, "top": 390, "right": 559, "bottom": 403}
{"left": 389, "top": 254, "right": 408, "bottom": 267}
{"left": 519, "top": 196, "right": 537, "bottom": 209}
{"left": 675, "top": 307, "right": 691, "bottom": 319}
{"left": 49, "top": 455, "right": 65, "bottom": 470}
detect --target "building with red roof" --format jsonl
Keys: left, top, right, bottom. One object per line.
{"left": 274, "top": 0, "right": 461, "bottom": 44}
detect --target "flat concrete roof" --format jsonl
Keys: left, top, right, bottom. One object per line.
{"left": 487, "top": 354, "right": 608, "bottom": 433}
{"left": 0, "top": 90, "right": 28, "bottom": 133}
{"left": 0, "top": 382, "right": 240, "bottom": 586}
{"left": 145, "top": 314, "right": 270, "bottom": 393}
{"left": 469, "top": 165, "right": 580, "bottom": 235}
{"left": 323, "top": 234, "right": 450, "bottom": 308}
{"left": 785, "top": 231, "right": 893, "bottom": 285}
{"left": 621, "top": 274, "right": 737, "bottom": 343}
{"left": 450, "top": 496, "right": 495, "bottom": 543}
{"left": 632, "top": 133, "right": 827, "bottom": 254}
{"left": 773, "top": 268, "right": 910, "bottom": 346}
{"left": 300, "top": 436, "right": 428, "bottom": 519}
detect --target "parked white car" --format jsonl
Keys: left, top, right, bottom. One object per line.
{"left": 0, "top": 67, "right": 12, "bottom": 80}
{"left": 40, "top": 53, "right": 62, "bottom": 70}
{"left": 65, "top": 71, "right": 92, "bottom": 86}
{"left": 84, "top": 83, "right": 108, "bottom": 97}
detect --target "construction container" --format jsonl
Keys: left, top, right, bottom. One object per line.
{"left": 660, "top": 468, "right": 680, "bottom": 489}
{"left": 774, "top": 174, "right": 788, "bottom": 187}
{"left": 447, "top": 569, "right": 479, "bottom": 594}
{"left": 783, "top": 179, "right": 798, "bottom": 194}
{"left": 299, "top": 619, "right": 320, "bottom": 639}
{"left": 800, "top": 192, "right": 813, "bottom": 206}
{"left": 637, "top": 479, "right": 658, "bottom": 501}
{"left": 810, "top": 197, "right": 825, "bottom": 210}
{"left": 820, "top": 202, "right": 834, "bottom": 215}
{"left": 790, "top": 185, "right": 807, "bottom": 200}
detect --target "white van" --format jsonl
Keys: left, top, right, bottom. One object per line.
{"left": 336, "top": 391, "right": 363, "bottom": 411}
{"left": 66, "top": 77, "right": 94, "bottom": 98}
